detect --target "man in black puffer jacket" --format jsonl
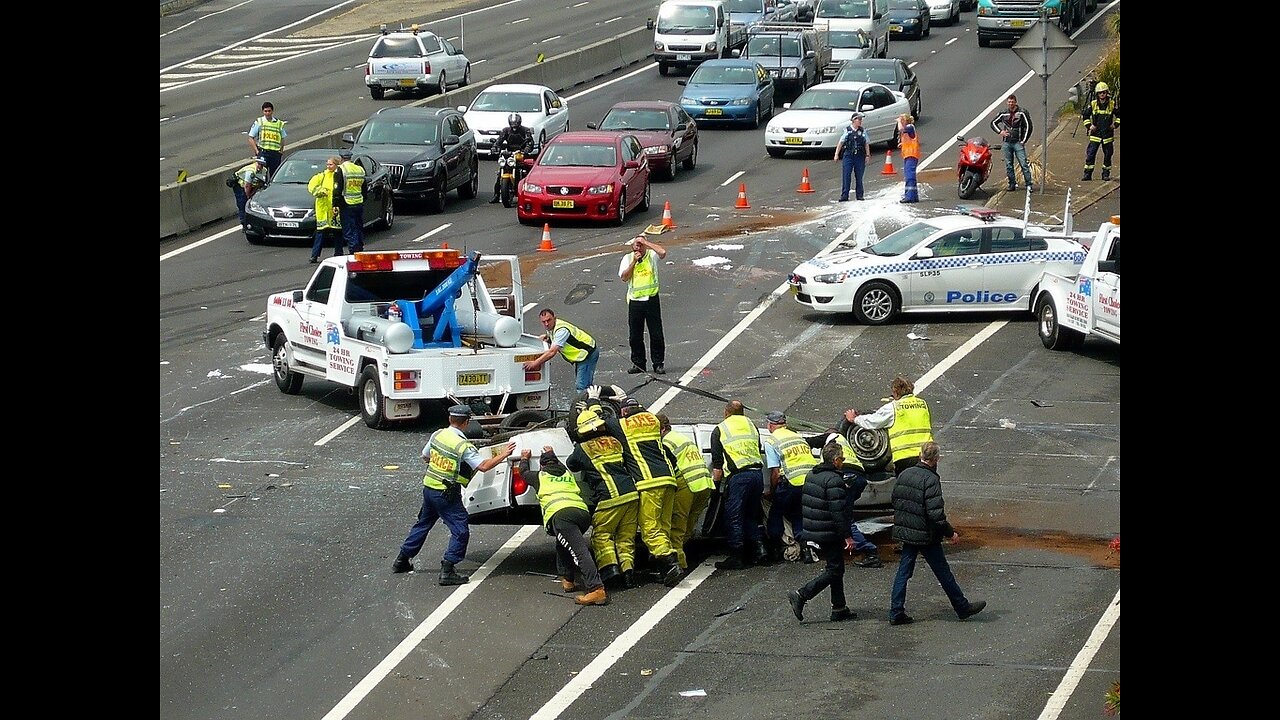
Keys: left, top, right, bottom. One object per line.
{"left": 787, "top": 443, "right": 858, "bottom": 623}
{"left": 888, "top": 441, "right": 985, "bottom": 626}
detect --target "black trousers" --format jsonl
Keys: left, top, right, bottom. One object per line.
{"left": 798, "top": 540, "right": 847, "bottom": 610}
{"left": 627, "top": 295, "right": 665, "bottom": 369}
{"left": 551, "top": 508, "right": 602, "bottom": 591}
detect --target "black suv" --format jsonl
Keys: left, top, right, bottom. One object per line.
{"left": 343, "top": 107, "right": 480, "bottom": 213}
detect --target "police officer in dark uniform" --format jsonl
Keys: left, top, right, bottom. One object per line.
{"left": 490, "top": 113, "right": 535, "bottom": 203}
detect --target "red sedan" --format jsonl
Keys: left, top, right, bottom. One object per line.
{"left": 517, "top": 131, "right": 652, "bottom": 226}
{"left": 585, "top": 100, "right": 699, "bottom": 181}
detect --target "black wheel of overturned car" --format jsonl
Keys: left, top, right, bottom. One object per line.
{"left": 853, "top": 281, "right": 899, "bottom": 325}
{"left": 846, "top": 425, "right": 892, "bottom": 472}
{"left": 359, "top": 365, "right": 389, "bottom": 429}
{"left": 272, "top": 335, "right": 303, "bottom": 394}
{"left": 499, "top": 409, "right": 552, "bottom": 430}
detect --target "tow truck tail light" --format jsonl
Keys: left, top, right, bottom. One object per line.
{"left": 349, "top": 248, "right": 465, "bottom": 271}
{"left": 1109, "top": 215, "right": 1120, "bottom": 225}
{"left": 512, "top": 466, "right": 528, "bottom": 496}
{"left": 393, "top": 370, "right": 419, "bottom": 390}
{"left": 524, "top": 369, "right": 542, "bottom": 382}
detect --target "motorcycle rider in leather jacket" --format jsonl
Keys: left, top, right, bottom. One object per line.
{"left": 490, "top": 113, "right": 535, "bottom": 203}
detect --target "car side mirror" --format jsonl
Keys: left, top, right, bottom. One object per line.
{"left": 623, "top": 160, "right": 641, "bottom": 169}
{"left": 675, "top": 123, "right": 687, "bottom": 132}
{"left": 453, "top": 46, "right": 464, "bottom": 54}
{"left": 805, "top": 50, "right": 815, "bottom": 58}
{"left": 1097, "top": 260, "right": 1118, "bottom": 274}
{"left": 548, "top": 105, "right": 560, "bottom": 115}
{"left": 914, "top": 248, "right": 934, "bottom": 259}
{"left": 731, "top": 49, "right": 741, "bottom": 57}
{"left": 292, "top": 290, "right": 305, "bottom": 301}
{"left": 678, "top": 80, "right": 688, "bottom": 86}
{"left": 861, "top": 103, "right": 874, "bottom": 111}
{"left": 443, "top": 134, "right": 460, "bottom": 146}
{"left": 586, "top": 122, "right": 599, "bottom": 129}
{"left": 342, "top": 132, "right": 356, "bottom": 144}
{"left": 783, "top": 102, "right": 792, "bottom": 109}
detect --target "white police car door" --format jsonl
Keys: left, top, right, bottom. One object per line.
{"left": 912, "top": 228, "right": 983, "bottom": 309}
{"left": 980, "top": 225, "right": 1042, "bottom": 309}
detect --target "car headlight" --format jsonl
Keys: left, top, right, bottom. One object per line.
{"left": 782, "top": 68, "right": 799, "bottom": 78}
{"left": 812, "top": 271, "right": 850, "bottom": 283}
{"left": 643, "top": 145, "right": 670, "bottom": 155}
{"left": 679, "top": 96, "right": 694, "bottom": 106}
{"left": 588, "top": 183, "right": 613, "bottom": 194}
{"left": 903, "top": 18, "right": 917, "bottom": 25}
{"left": 704, "top": 41, "right": 718, "bottom": 53}
{"left": 522, "top": 182, "right": 542, "bottom": 193}
{"left": 730, "top": 97, "right": 752, "bottom": 106}
{"left": 411, "top": 160, "right": 433, "bottom": 171}
{"left": 247, "top": 199, "right": 265, "bottom": 213}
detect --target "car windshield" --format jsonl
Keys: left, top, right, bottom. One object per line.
{"left": 865, "top": 221, "right": 941, "bottom": 256}
{"left": 829, "top": 31, "right": 870, "bottom": 48}
{"left": 889, "top": 0, "right": 918, "bottom": 9}
{"left": 369, "top": 36, "right": 421, "bottom": 58}
{"left": 789, "top": 88, "right": 861, "bottom": 111}
{"left": 817, "top": 0, "right": 871, "bottom": 19}
{"left": 471, "top": 91, "right": 543, "bottom": 113}
{"left": 357, "top": 118, "right": 439, "bottom": 145}
{"left": 688, "top": 65, "right": 759, "bottom": 85}
{"left": 656, "top": 4, "right": 716, "bottom": 33}
{"left": 540, "top": 144, "right": 618, "bottom": 167}
{"left": 726, "top": 0, "right": 765, "bottom": 12}
{"left": 836, "top": 65, "right": 898, "bottom": 85}
{"left": 747, "top": 36, "right": 802, "bottom": 56}
{"left": 274, "top": 157, "right": 325, "bottom": 183}
{"left": 600, "top": 109, "right": 671, "bottom": 131}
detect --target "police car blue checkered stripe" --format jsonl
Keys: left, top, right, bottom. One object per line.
{"left": 844, "top": 250, "right": 1084, "bottom": 278}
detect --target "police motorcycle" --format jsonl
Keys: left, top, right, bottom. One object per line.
{"left": 496, "top": 141, "right": 538, "bottom": 209}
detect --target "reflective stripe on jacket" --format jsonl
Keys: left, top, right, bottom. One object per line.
{"left": 663, "top": 430, "right": 713, "bottom": 493}
{"left": 257, "top": 117, "right": 285, "bottom": 151}
{"left": 308, "top": 170, "right": 340, "bottom": 230}
{"left": 577, "top": 434, "right": 638, "bottom": 509}
{"left": 771, "top": 426, "right": 818, "bottom": 486}
{"left": 340, "top": 160, "right": 365, "bottom": 206}
{"left": 899, "top": 128, "right": 920, "bottom": 160}
{"left": 718, "top": 415, "right": 762, "bottom": 474}
{"left": 554, "top": 319, "right": 595, "bottom": 363}
{"left": 618, "top": 412, "right": 676, "bottom": 490}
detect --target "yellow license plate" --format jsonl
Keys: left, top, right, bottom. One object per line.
{"left": 705, "top": 108, "right": 723, "bottom": 116}
{"left": 551, "top": 199, "right": 575, "bottom": 208}
{"left": 1011, "top": 19, "right": 1026, "bottom": 27}
{"left": 398, "top": 79, "right": 416, "bottom": 87}
{"left": 890, "top": 25, "right": 902, "bottom": 32}
{"left": 785, "top": 136, "right": 804, "bottom": 145}
{"left": 457, "top": 372, "right": 491, "bottom": 386}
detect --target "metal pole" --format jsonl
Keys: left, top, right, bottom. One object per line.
{"left": 1040, "top": 9, "right": 1048, "bottom": 195}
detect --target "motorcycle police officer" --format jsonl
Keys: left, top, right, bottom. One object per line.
{"left": 490, "top": 113, "right": 535, "bottom": 203}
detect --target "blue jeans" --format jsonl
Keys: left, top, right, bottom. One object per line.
{"left": 340, "top": 204, "right": 365, "bottom": 253}
{"left": 232, "top": 185, "right": 248, "bottom": 227}
{"left": 723, "top": 468, "right": 763, "bottom": 550}
{"left": 572, "top": 346, "right": 599, "bottom": 393}
{"left": 842, "top": 471, "right": 875, "bottom": 552}
{"left": 890, "top": 542, "right": 970, "bottom": 620}
{"left": 766, "top": 481, "right": 802, "bottom": 542}
{"left": 1003, "top": 141, "right": 1032, "bottom": 186}
{"left": 399, "top": 486, "right": 471, "bottom": 565}
{"left": 840, "top": 154, "right": 866, "bottom": 200}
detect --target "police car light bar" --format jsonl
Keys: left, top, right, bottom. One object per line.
{"left": 348, "top": 248, "right": 464, "bottom": 272}
{"left": 967, "top": 208, "right": 1000, "bottom": 222}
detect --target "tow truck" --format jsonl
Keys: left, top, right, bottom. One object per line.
{"left": 263, "top": 248, "right": 553, "bottom": 431}
{"left": 1034, "top": 215, "right": 1120, "bottom": 350}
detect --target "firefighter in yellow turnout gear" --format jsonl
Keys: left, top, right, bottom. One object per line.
{"left": 567, "top": 404, "right": 640, "bottom": 590}
{"left": 515, "top": 446, "right": 608, "bottom": 606}
{"left": 658, "top": 413, "right": 714, "bottom": 572}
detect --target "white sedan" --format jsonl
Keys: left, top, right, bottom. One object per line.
{"left": 925, "top": 0, "right": 961, "bottom": 25}
{"left": 764, "top": 81, "right": 908, "bottom": 158}
{"left": 460, "top": 83, "right": 570, "bottom": 158}
{"left": 788, "top": 211, "right": 1088, "bottom": 324}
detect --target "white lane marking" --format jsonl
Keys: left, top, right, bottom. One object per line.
{"left": 571, "top": 1, "right": 590, "bottom": 6}
{"left": 314, "top": 416, "right": 362, "bottom": 446}
{"left": 161, "top": 0, "right": 257, "bottom": 38}
{"left": 543, "top": 35, "right": 562, "bottom": 42}
{"left": 604, "top": 16, "right": 623, "bottom": 22}
{"left": 512, "top": 17, "right": 530, "bottom": 24}
{"left": 565, "top": 60, "right": 654, "bottom": 99}
{"left": 522, "top": 302, "right": 539, "bottom": 314}
{"left": 321, "top": 526, "right": 540, "bottom": 720}
{"left": 1036, "top": 589, "right": 1120, "bottom": 720}
{"left": 161, "top": 226, "right": 240, "bottom": 261}
{"left": 413, "top": 223, "right": 452, "bottom": 243}
{"left": 720, "top": 170, "right": 745, "bottom": 187}
{"left": 914, "top": 320, "right": 1006, "bottom": 394}
{"left": 473, "top": 58, "right": 488, "bottom": 65}
{"left": 529, "top": 563, "right": 716, "bottom": 720}
{"left": 945, "top": 37, "right": 957, "bottom": 46}
{"left": 256, "top": 85, "right": 286, "bottom": 95}
{"left": 161, "top": 0, "right": 364, "bottom": 74}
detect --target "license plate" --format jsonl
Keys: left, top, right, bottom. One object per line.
{"left": 278, "top": 221, "right": 299, "bottom": 228}
{"left": 891, "top": 25, "right": 902, "bottom": 32}
{"left": 769, "top": 69, "right": 781, "bottom": 76}
{"left": 551, "top": 199, "right": 575, "bottom": 209}
{"left": 457, "top": 371, "right": 491, "bottom": 386}
{"left": 785, "top": 136, "right": 803, "bottom": 145}
{"left": 1011, "top": 19, "right": 1026, "bottom": 27}
{"left": 705, "top": 108, "right": 723, "bottom": 116}
{"left": 676, "top": 54, "right": 691, "bottom": 61}
{"left": 399, "top": 79, "right": 416, "bottom": 87}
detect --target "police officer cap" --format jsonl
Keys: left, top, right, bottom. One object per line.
{"left": 252, "top": 155, "right": 267, "bottom": 164}
{"left": 448, "top": 404, "right": 472, "bottom": 417}
{"left": 850, "top": 112, "right": 864, "bottom": 120}
{"left": 339, "top": 149, "right": 353, "bottom": 159}
{"left": 766, "top": 411, "right": 786, "bottom": 424}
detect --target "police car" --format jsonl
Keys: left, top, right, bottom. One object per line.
{"left": 788, "top": 209, "right": 1087, "bottom": 324}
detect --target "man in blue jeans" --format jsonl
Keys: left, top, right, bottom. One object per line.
{"left": 990, "top": 94, "right": 1034, "bottom": 191}
{"left": 523, "top": 308, "right": 599, "bottom": 393}
{"left": 888, "top": 441, "right": 986, "bottom": 625}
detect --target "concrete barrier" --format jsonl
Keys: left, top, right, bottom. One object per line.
{"left": 161, "top": 27, "right": 655, "bottom": 241}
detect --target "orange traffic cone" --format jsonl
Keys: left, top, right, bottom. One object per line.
{"left": 537, "top": 223, "right": 556, "bottom": 252}
{"left": 797, "top": 167, "right": 815, "bottom": 193}
{"left": 661, "top": 200, "right": 677, "bottom": 228}
{"left": 881, "top": 149, "right": 896, "bottom": 175}
{"left": 734, "top": 183, "right": 751, "bottom": 209}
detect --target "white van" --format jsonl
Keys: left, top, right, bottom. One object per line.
{"left": 813, "top": 0, "right": 890, "bottom": 59}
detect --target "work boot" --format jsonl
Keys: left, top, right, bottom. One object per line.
{"left": 830, "top": 607, "right": 856, "bottom": 622}
{"left": 558, "top": 576, "right": 578, "bottom": 592}
{"left": 623, "top": 569, "right": 638, "bottom": 589}
{"left": 599, "top": 563, "right": 621, "bottom": 588}
{"left": 889, "top": 613, "right": 914, "bottom": 626}
{"left": 957, "top": 600, "right": 987, "bottom": 620}
{"left": 654, "top": 363, "right": 666, "bottom": 375}
{"left": 714, "top": 549, "right": 747, "bottom": 570}
{"left": 575, "top": 586, "right": 609, "bottom": 606}
{"left": 752, "top": 540, "right": 772, "bottom": 566}
{"left": 438, "top": 561, "right": 469, "bottom": 586}
{"left": 661, "top": 554, "right": 683, "bottom": 587}
{"left": 391, "top": 554, "right": 413, "bottom": 574}
{"left": 626, "top": 365, "right": 645, "bottom": 374}
{"left": 854, "top": 553, "right": 883, "bottom": 568}
{"left": 489, "top": 194, "right": 500, "bottom": 204}
{"left": 1006, "top": 182, "right": 1017, "bottom": 191}
{"left": 1081, "top": 171, "right": 1092, "bottom": 181}
{"left": 1101, "top": 168, "right": 1111, "bottom": 181}
{"left": 787, "top": 590, "right": 806, "bottom": 622}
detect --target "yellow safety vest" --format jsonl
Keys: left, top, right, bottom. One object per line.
{"left": 553, "top": 319, "right": 595, "bottom": 363}
{"left": 422, "top": 428, "right": 476, "bottom": 490}
{"left": 340, "top": 160, "right": 365, "bottom": 206}
{"left": 578, "top": 434, "right": 638, "bottom": 509}
{"left": 832, "top": 433, "right": 864, "bottom": 471}
{"left": 536, "top": 466, "right": 588, "bottom": 531}
{"left": 627, "top": 251, "right": 659, "bottom": 301}
{"left": 236, "top": 162, "right": 267, "bottom": 190}
{"left": 890, "top": 394, "right": 933, "bottom": 464}
{"left": 256, "top": 117, "right": 285, "bottom": 152}
{"left": 619, "top": 412, "right": 676, "bottom": 490}
{"left": 717, "top": 415, "right": 762, "bottom": 475}
{"left": 663, "top": 430, "right": 713, "bottom": 493}
{"left": 308, "top": 170, "right": 341, "bottom": 230}
{"left": 771, "top": 427, "right": 817, "bottom": 486}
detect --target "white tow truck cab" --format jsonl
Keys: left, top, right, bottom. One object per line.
{"left": 1034, "top": 215, "right": 1120, "bottom": 350}
{"left": 263, "top": 248, "right": 552, "bottom": 431}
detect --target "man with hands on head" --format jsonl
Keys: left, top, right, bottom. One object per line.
{"left": 619, "top": 234, "right": 668, "bottom": 375}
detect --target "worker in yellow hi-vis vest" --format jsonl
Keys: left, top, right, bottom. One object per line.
{"left": 850, "top": 375, "right": 934, "bottom": 476}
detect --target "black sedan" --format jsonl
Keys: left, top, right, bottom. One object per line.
{"left": 243, "top": 149, "right": 394, "bottom": 245}
{"left": 888, "top": 0, "right": 931, "bottom": 40}
{"left": 833, "top": 57, "right": 923, "bottom": 120}
{"left": 343, "top": 106, "right": 480, "bottom": 214}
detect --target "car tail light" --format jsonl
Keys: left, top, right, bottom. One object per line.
{"left": 393, "top": 370, "right": 418, "bottom": 390}
{"left": 424, "top": 61, "right": 431, "bottom": 75}
{"left": 512, "top": 466, "right": 528, "bottom": 496}
{"left": 365, "top": 66, "right": 370, "bottom": 77}
{"left": 525, "top": 370, "right": 542, "bottom": 382}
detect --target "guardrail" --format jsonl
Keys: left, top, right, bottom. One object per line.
{"left": 160, "top": 26, "right": 655, "bottom": 241}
